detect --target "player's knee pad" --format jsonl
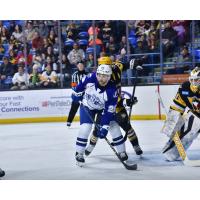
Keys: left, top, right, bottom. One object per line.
{"left": 109, "top": 121, "right": 125, "bottom": 153}
{"left": 161, "top": 109, "right": 184, "bottom": 137}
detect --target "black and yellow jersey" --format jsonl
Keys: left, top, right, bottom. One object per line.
{"left": 111, "top": 61, "right": 129, "bottom": 113}
{"left": 170, "top": 81, "right": 200, "bottom": 114}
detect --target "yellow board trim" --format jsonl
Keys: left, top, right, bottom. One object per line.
{"left": 0, "top": 115, "right": 166, "bottom": 124}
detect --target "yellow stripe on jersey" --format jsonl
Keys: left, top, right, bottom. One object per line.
{"left": 174, "top": 93, "right": 187, "bottom": 107}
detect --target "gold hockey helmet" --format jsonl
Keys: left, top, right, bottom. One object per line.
{"left": 98, "top": 56, "right": 112, "bottom": 65}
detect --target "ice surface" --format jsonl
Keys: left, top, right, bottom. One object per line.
{"left": 0, "top": 120, "right": 200, "bottom": 180}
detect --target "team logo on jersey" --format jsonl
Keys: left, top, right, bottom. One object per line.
{"left": 113, "top": 91, "right": 118, "bottom": 98}
{"left": 182, "top": 91, "right": 189, "bottom": 95}
{"left": 108, "top": 105, "right": 116, "bottom": 113}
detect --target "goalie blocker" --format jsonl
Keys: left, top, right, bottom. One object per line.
{"left": 163, "top": 110, "right": 200, "bottom": 161}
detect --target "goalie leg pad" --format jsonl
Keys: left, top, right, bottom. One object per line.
{"left": 163, "top": 111, "right": 200, "bottom": 161}
{"left": 164, "top": 139, "right": 193, "bottom": 161}
{"left": 161, "top": 109, "right": 184, "bottom": 137}
{"left": 183, "top": 111, "right": 200, "bottom": 142}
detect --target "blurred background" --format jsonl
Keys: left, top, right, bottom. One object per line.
{"left": 0, "top": 20, "right": 200, "bottom": 90}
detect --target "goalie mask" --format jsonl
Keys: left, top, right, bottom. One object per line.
{"left": 189, "top": 67, "right": 200, "bottom": 88}
{"left": 96, "top": 64, "right": 112, "bottom": 86}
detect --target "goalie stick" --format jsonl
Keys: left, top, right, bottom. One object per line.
{"left": 79, "top": 101, "right": 137, "bottom": 170}
{"left": 156, "top": 89, "right": 200, "bottom": 167}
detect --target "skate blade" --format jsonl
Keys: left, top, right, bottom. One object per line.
{"left": 76, "top": 161, "right": 85, "bottom": 167}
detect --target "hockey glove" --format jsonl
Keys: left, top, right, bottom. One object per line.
{"left": 97, "top": 125, "right": 109, "bottom": 139}
{"left": 126, "top": 97, "right": 138, "bottom": 107}
{"left": 71, "top": 91, "right": 83, "bottom": 103}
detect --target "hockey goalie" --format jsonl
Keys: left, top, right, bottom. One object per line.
{"left": 161, "top": 67, "right": 200, "bottom": 161}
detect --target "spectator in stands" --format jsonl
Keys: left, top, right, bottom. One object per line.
{"left": 88, "top": 23, "right": 100, "bottom": 41}
{"left": 172, "top": 20, "right": 189, "bottom": 46}
{"left": 24, "top": 21, "right": 35, "bottom": 42}
{"left": 32, "top": 31, "right": 44, "bottom": 51}
{"left": 0, "top": 26, "right": 10, "bottom": 43}
{"left": 16, "top": 46, "right": 33, "bottom": 67}
{"left": 148, "top": 32, "right": 159, "bottom": 52}
{"left": 38, "top": 21, "right": 49, "bottom": 38}
{"left": 8, "top": 49, "right": 18, "bottom": 72}
{"left": 67, "top": 42, "right": 85, "bottom": 67}
{"left": 54, "top": 53, "right": 71, "bottom": 87}
{"left": 45, "top": 46, "right": 56, "bottom": 61}
{"left": 8, "top": 35, "right": 22, "bottom": 54}
{"left": 119, "top": 35, "right": 127, "bottom": 53}
{"left": 102, "top": 20, "right": 112, "bottom": 45}
{"left": 32, "top": 52, "right": 43, "bottom": 72}
{"left": 11, "top": 64, "right": 29, "bottom": 90}
{"left": 0, "top": 56, "right": 14, "bottom": 88}
{"left": 134, "top": 39, "right": 150, "bottom": 76}
{"left": 29, "top": 64, "right": 42, "bottom": 89}
{"left": 41, "top": 37, "right": 51, "bottom": 54}
{"left": 139, "top": 34, "right": 148, "bottom": 49}
{"left": 135, "top": 20, "right": 151, "bottom": 37}
{"left": 162, "top": 21, "right": 178, "bottom": 58}
{"left": 53, "top": 36, "right": 63, "bottom": 56}
{"left": 41, "top": 56, "right": 53, "bottom": 71}
{"left": 48, "top": 29, "right": 57, "bottom": 46}
{"left": 12, "top": 24, "right": 23, "bottom": 42}
{"left": 66, "top": 22, "right": 78, "bottom": 41}
{"left": 85, "top": 53, "right": 95, "bottom": 72}
{"left": 166, "top": 46, "right": 192, "bottom": 74}
{"left": 40, "top": 63, "right": 58, "bottom": 88}
{"left": 134, "top": 38, "right": 148, "bottom": 57}
{"left": 105, "top": 35, "right": 119, "bottom": 55}
{"left": 0, "top": 43, "right": 5, "bottom": 55}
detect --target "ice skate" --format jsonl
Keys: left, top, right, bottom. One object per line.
{"left": 0, "top": 168, "right": 5, "bottom": 177}
{"left": 85, "top": 144, "right": 96, "bottom": 156}
{"left": 133, "top": 145, "right": 143, "bottom": 156}
{"left": 75, "top": 152, "right": 85, "bottom": 167}
{"left": 119, "top": 152, "right": 128, "bottom": 161}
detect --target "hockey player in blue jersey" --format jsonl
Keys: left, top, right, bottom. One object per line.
{"left": 72, "top": 64, "right": 128, "bottom": 166}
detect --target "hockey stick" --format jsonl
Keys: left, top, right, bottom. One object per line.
{"left": 118, "top": 64, "right": 143, "bottom": 144}
{"left": 128, "top": 65, "right": 143, "bottom": 119}
{"left": 79, "top": 102, "right": 137, "bottom": 170}
{"left": 156, "top": 89, "right": 200, "bottom": 167}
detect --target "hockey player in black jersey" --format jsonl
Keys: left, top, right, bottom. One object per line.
{"left": 162, "top": 67, "right": 200, "bottom": 161}
{"left": 67, "top": 62, "right": 87, "bottom": 127}
{"left": 85, "top": 56, "right": 143, "bottom": 156}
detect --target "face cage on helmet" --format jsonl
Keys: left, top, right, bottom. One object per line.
{"left": 189, "top": 76, "right": 200, "bottom": 87}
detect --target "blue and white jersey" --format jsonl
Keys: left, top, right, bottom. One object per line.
{"left": 73, "top": 72, "right": 118, "bottom": 126}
